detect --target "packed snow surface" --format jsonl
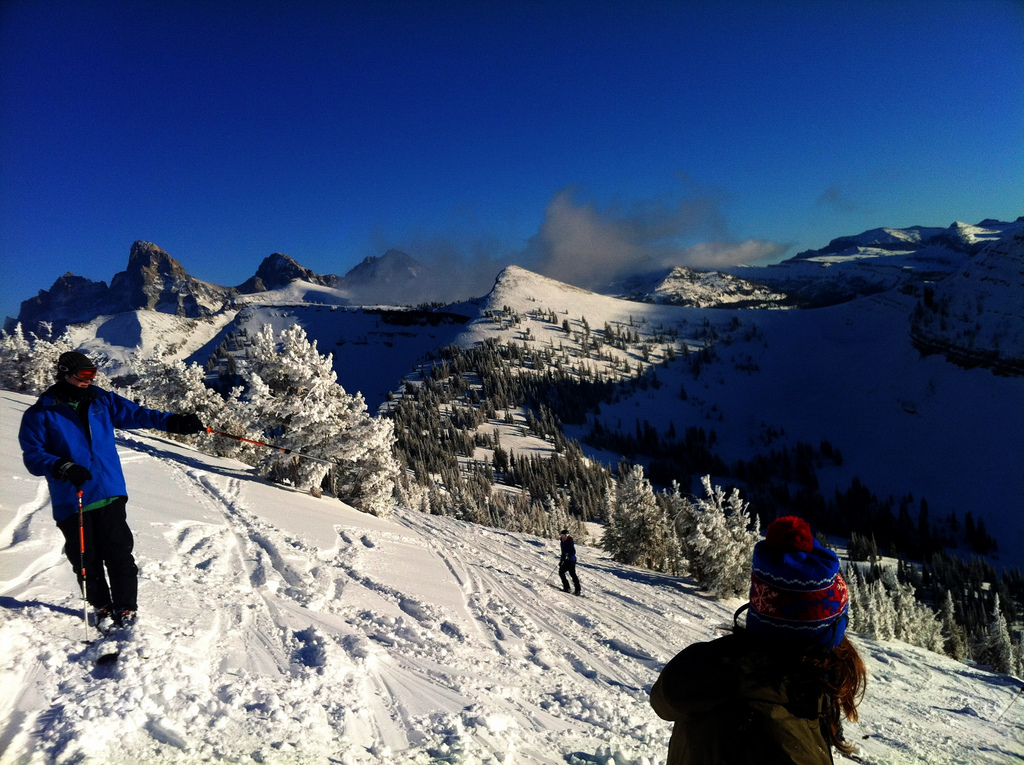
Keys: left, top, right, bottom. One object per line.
{"left": 1, "top": 391, "right": 1021, "bottom": 764}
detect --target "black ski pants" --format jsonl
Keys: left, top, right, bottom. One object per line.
{"left": 559, "top": 559, "right": 580, "bottom": 594}
{"left": 56, "top": 497, "right": 138, "bottom": 611}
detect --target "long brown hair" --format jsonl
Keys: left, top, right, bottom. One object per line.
{"left": 730, "top": 607, "right": 868, "bottom": 755}
{"left": 805, "top": 636, "right": 868, "bottom": 754}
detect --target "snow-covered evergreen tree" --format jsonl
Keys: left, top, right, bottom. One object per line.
{"left": 844, "top": 564, "right": 866, "bottom": 633}
{"left": 978, "top": 594, "right": 1015, "bottom": 675}
{"left": 940, "top": 589, "right": 968, "bottom": 661}
{"left": 238, "top": 324, "right": 399, "bottom": 515}
{"left": 682, "top": 475, "right": 759, "bottom": 598}
{"left": 0, "top": 324, "right": 31, "bottom": 391}
{"left": 664, "top": 481, "right": 695, "bottom": 576}
{"left": 0, "top": 323, "right": 77, "bottom": 394}
{"left": 866, "top": 578, "right": 896, "bottom": 640}
{"left": 604, "top": 464, "right": 679, "bottom": 572}
{"left": 129, "top": 357, "right": 240, "bottom": 451}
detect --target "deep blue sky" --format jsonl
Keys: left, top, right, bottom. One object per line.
{"left": 2, "top": 1, "right": 1023, "bottom": 319}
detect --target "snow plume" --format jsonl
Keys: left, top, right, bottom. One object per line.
{"left": 376, "top": 183, "right": 789, "bottom": 302}
{"left": 525, "top": 186, "right": 789, "bottom": 289}
{"left": 365, "top": 234, "right": 511, "bottom": 306}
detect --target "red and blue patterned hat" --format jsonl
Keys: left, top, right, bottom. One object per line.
{"left": 746, "top": 516, "right": 849, "bottom": 650}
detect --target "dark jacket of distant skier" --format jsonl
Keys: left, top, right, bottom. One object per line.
{"left": 558, "top": 529, "right": 581, "bottom": 595}
{"left": 650, "top": 516, "right": 867, "bottom": 765}
{"left": 18, "top": 351, "right": 204, "bottom": 626}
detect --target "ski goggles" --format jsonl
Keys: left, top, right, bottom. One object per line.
{"left": 70, "top": 367, "right": 98, "bottom": 383}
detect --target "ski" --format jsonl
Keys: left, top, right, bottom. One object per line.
{"left": 546, "top": 583, "right": 585, "bottom": 598}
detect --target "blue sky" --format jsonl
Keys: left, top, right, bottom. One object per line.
{"left": 2, "top": 0, "right": 1022, "bottom": 319}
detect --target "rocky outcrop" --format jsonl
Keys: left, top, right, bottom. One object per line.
{"left": 236, "top": 252, "right": 340, "bottom": 293}
{"left": 13, "top": 241, "right": 233, "bottom": 333}
{"left": 15, "top": 273, "right": 112, "bottom": 334}
{"left": 619, "top": 267, "right": 789, "bottom": 308}
{"left": 107, "top": 241, "right": 232, "bottom": 317}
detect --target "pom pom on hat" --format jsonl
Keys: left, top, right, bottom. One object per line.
{"left": 765, "top": 516, "right": 814, "bottom": 552}
{"left": 746, "top": 516, "right": 849, "bottom": 650}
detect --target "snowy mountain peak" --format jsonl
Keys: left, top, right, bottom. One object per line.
{"left": 237, "top": 252, "right": 338, "bottom": 293}
{"left": 343, "top": 248, "right": 422, "bottom": 286}
{"left": 109, "top": 241, "right": 230, "bottom": 317}
{"left": 730, "top": 218, "right": 1024, "bottom": 308}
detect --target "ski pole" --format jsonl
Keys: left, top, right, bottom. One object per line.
{"left": 995, "top": 684, "right": 1024, "bottom": 723}
{"left": 545, "top": 561, "right": 561, "bottom": 587}
{"left": 77, "top": 490, "right": 89, "bottom": 643}
{"left": 205, "top": 428, "right": 338, "bottom": 466}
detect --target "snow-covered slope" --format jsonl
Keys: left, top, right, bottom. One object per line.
{"left": 911, "top": 233, "right": 1024, "bottom": 373}
{"left": 730, "top": 219, "right": 1024, "bottom": 307}
{"left": 1, "top": 391, "right": 1021, "bottom": 764}
{"left": 62, "top": 311, "right": 239, "bottom": 379}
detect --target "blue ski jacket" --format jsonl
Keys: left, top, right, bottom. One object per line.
{"left": 560, "top": 536, "right": 577, "bottom": 562}
{"left": 19, "top": 385, "right": 175, "bottom": 522}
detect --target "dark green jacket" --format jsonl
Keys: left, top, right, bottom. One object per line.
{"left": 650, "top": 633, "right": 835, "bottom": 765}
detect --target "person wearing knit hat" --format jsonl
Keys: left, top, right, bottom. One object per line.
{"left": 746, "top": 515, "right": 850, "bottom": 650}
{"left": 19, "top": 350, "right": 208, "bottom": 633}
{"left": 650, "top": 515, "right": 867, "bottom": 765}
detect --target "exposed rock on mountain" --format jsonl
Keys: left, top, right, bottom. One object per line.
{"left": 617, "top": 267, "right": 789, "bottom": 308}
{"left": 15, "top": 273, "right": 111, "bottom": 335}
{"left": 237, "top": 252, "right": 340, "bottom": 293}
{"left": 107, "top": 241, "right": 232, "bottom": 317}
{"left": 344, "top": 249, "right": 422, "bottom": 287}
{"left": 340, "top": 249, "right": 426, "bottom": 304}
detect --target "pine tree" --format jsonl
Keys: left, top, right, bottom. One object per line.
{"left": 683, "top": 475, "right": 760, "bottom": 598}
{"left": 239, "top": 325, "right": 399, "bottom": 515}
{"left": 605, "top": 464, "right": 679, "bottom": 572}
{"left": 978, "top": 594, "right": 1015, "bottom": 675}
{"left": 940, "top": 589, "right": 968, "bottom": 661}
{"left": 0, "top": 322, "right": 76, "bottom": 394}
{"left": 867, "top": 579, "right": 896, "bottom": 640}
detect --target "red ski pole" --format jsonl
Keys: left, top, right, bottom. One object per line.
{"left": 77, "top": 490, "right": 89, "bottom": 642}
{"left": 205, "top": 428, "right": 338, "bottom": 466}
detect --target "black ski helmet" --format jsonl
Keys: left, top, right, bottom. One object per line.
{"left": 560, "top": 528, "right": 569, "bottom": 537}
{"left": 56, "top": 351, "right": 95, "bottom": 382}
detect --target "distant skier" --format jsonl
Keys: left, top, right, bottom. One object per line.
{"left": 18, "top": 351, "right": 205, "bottom": 630}
{"left": 650, "top": 516, "right": 867, "bottom": 764}
{"left": 559, "top": 528, "right": 581, "bottom": 595}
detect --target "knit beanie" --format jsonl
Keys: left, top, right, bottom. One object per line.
{"left": 56, "top": 351, "right": 95, "bottom": 382}
{"left": 746, "top": 516, "right": 849, "bottom": 650}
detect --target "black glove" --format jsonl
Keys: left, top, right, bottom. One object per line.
{"left": 167, "top": 413, "right": 206, "bottom": 435}
{"left": 55, "top": 460, "right": 92, "bottom": 488}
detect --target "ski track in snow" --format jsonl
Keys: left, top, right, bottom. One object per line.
{"left": 1, "top": 395, "right": 1022, "bottom": 764}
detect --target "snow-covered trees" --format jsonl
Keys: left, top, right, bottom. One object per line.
{"left": 124, "top": 324, "right": 399, "bottom": 515}
{"left": 978, "top": 595, "right": 1016, "bottom": 676}
{"left": 603, "top": 465, "right": 679, "bottom": 572}
{"left": 0, "top": 323, "right": 76, "bottom": 394}
{"left": 602, "top": 469, "right": 758, "bottom": 595}
{"left": 131, "top": 357, "right": 236, "bottom": 448}
{"left": 675, "top": 475, "right": 760, "bottom": 598}
{"left": 233, "top": 325, "right": 399, "bottom": 514}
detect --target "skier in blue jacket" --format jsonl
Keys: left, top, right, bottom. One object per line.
{"left": 559, "top": 529, "right": 581, "bottom": 595}
{"left": 19, "top": 351, "right": 205, "bottom": 629}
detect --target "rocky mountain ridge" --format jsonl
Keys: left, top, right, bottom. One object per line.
{"left": 616, "top": 266, "right": 789, "bottom": 308}
{"left": 9, "top": 242, "right": 423, "bottom": 334}
{"left": 728, "top": 217, "right": 1024, "bottom": 307}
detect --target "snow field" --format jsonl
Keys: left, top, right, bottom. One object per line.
{"left": 1, "top": 390, "right": 1022, "bottom": 764}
